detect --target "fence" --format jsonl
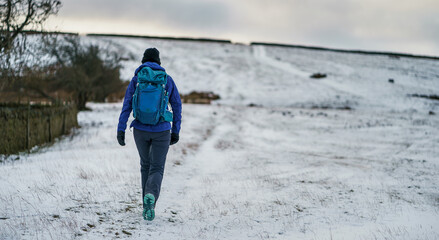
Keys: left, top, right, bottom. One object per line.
{"left": 0, "top": 103, "right": 78, "bottom": 154}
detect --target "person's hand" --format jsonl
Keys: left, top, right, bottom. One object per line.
{"left": 170, "top": 133, "right": 179, "bottom": 145}
{"left": 117, "top": 131, "right": 126, "bottom": 146}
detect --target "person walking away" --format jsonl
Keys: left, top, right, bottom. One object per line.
{"left": 116, "top": 48, "right": 182, "bottom": 221}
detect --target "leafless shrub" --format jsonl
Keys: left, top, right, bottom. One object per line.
{"left": 0, "top": 0, "right": 62, "bottom": 91}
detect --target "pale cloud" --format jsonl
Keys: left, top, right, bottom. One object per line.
{"left": 45, "top": 0, "right": 439, "bottom": 55}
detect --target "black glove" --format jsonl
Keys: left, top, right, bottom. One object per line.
{"left": 117, "top": 131, "right": 125, "bottom": 146}
{"left": 170, "top": 133, "right": 179, "bottom": 145}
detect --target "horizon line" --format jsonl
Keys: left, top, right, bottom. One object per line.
{"left": 22, "top": 30, "right": 439, "bottom": 61}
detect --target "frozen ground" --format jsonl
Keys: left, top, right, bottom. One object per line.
{"left": 1, "top": 37, "right": 438, "bottom": 239}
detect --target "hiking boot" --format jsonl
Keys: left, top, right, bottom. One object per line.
{"left": 143, "top": 193, "right": 155, "bottom": 221}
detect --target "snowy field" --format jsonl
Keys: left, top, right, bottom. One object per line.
{"left": 1, "top": 37, "right": 439, "bottom": 239}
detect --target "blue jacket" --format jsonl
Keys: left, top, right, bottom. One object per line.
{"left": 117, "top": 62, "right": 182, "bottom": 134}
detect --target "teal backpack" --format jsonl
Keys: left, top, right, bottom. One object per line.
{"left": 132, "top": 67, "right": 173, "bottom": 125}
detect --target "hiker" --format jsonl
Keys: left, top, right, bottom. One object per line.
{"left": 116, "top": 48, "right": 182, "bottom": 221}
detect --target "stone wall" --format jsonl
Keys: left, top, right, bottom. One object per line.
{"left": 0, "top": 103, "right": 78, "bottom": 154}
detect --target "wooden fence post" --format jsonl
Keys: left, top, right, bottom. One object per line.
{"left": 26, "top": 99, "right": 30, "bottom": 153}
{"left": 62, "top": 108, "right": 66, "bottom": 135}
{"left": 48, "top": 115, "right": 52, "bottom": 143}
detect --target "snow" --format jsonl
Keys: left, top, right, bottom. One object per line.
{"left": 1, "top": 36, "right": 439, "bottom": 239}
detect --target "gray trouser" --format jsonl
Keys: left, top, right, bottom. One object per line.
{"left": 133, "top": 128, "right": 170, "bottom": 207}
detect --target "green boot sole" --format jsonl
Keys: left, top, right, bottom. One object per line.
{"left": 143, "top": 193, "right": 155, "bottom": 221}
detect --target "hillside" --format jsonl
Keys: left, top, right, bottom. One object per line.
{"left": 0, "top": 36, "right": 438, "bottom": 239}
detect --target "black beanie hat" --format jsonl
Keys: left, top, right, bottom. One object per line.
{"left": 141, "top": 48, "right": 161, "bottom": 65}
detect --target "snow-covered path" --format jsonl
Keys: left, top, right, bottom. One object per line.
{"left": 1, "top": 102, "right": 438, "bottom": 239}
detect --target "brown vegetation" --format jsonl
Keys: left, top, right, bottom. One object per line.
{"left": 180, "top": 91, "right": 220, "bottom": 104}
{"left": 310, "top": 73, "right": 327, "bottom": 79}
{"left": 42, "top": 36, "right": 125, "bottom": 110}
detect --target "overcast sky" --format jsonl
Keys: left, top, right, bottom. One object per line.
{"left": 45, "top": 0, "right": 439, "bottom": 56}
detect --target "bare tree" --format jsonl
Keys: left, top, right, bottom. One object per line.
{"left": 44, "top": 36, "right": 124, "bottom": 110}
{"left": 0, "top": 0, "right": 61, "bottom": 52}
{"left": 0, "top": 0, "right": 61, "bottom": 92}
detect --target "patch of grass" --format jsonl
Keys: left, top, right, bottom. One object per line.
{"left": 310, "top": 73, "right": 327, "bottom": 79}
{"left": 409, "top": 94, "right": 439, "bottom": 101}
